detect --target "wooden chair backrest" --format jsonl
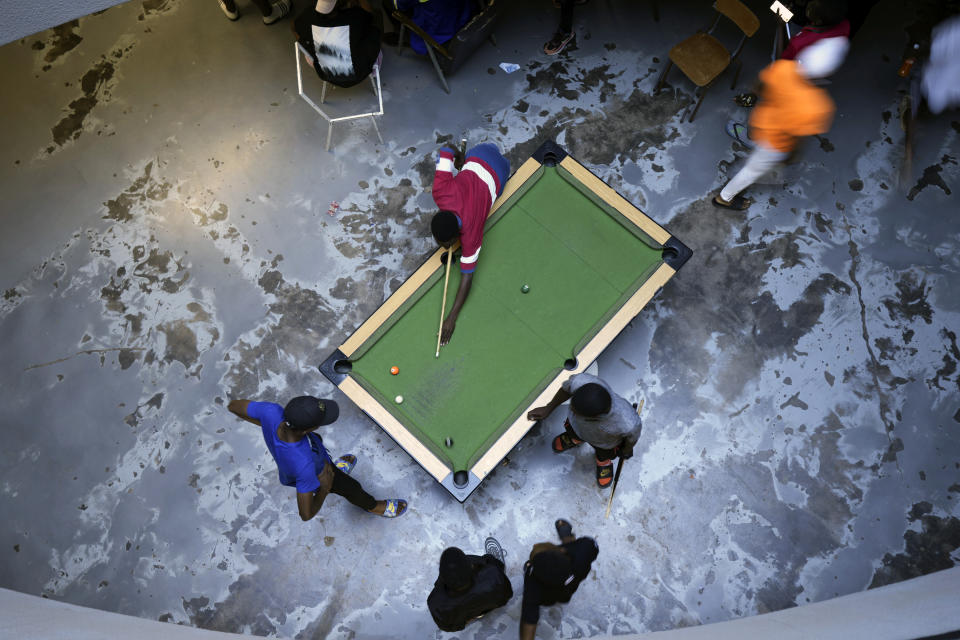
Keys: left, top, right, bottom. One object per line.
{"left": 715, "top": 0, "right": 760, "bottom": 37}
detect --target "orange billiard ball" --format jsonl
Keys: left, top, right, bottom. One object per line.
{"left": 390, "top": 366, "right": 399, "bottom": 375}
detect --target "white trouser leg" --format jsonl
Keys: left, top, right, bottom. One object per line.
{"left": 720, "top": 143, "right": 790, "bottom": 202}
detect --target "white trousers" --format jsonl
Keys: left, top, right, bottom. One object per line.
{"left": 720, "top": 143, "right": 790, "bottom": 201}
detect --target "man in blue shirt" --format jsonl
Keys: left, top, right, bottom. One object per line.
{"left": 228, "top": 395, "right": 407, "bottom": 519}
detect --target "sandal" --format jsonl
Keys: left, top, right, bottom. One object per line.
{"left": 724, "top": 120, "right": 755, "bottom": 148}
{"left": 334, "top": 454, "right": 356, "bottom": 475}
{"left": 380, "top": 498, "right": 408, "bottom": 518}
{"left": 552, "top": 431, "right": 583, "bottom": 453}
{"left": 596, "top": 461, "right": 613, "bottom": 488}
{"left": 712, "top": 194, "right": 752, "bottom": 211}
{"left": 555, "top": 518, "right": 574, "bottom": 539}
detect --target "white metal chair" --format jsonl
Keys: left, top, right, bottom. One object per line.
{"left": 295, "top": 42, "right": 384, "bottom": 151}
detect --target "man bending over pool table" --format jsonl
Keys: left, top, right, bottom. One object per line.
{"left": 430, "top": 142, "right": 510, "bottom": 345}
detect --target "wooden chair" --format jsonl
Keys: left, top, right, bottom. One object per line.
{"left": 393, "top": 0, "right": 501, "bottom": 94}
{"left": 654, "top": 0, "right": 759, "bottom": 122}
{"left": 295, "top": 42, "right": 384, "bottom": 152}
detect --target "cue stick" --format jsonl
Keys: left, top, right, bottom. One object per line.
{"left": 605, "top": 398, "right": 644, "bottom": 519}
{"left": 435, "top": 248, "right": 453, "bottom": 357}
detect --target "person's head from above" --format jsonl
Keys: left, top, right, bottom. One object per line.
{"left": 431, "top": 211, "right": 459, "bottom": 249}
{"left": 283, "top": 396, "right": 339, "bottom": 432}
{"left": 570, "top": 383, "right": 611, "bottom": 421}
{"left": 796, "top": 36, "right": 850, "bottom": 79}
{"left": 805, "top": 0, "right": 847, "bottom": 27}
{"left": 530, "top": 548, "right": 575, "bottom": 588}
{"left": 439, "top": 547, "right": 474, "bottom": 593}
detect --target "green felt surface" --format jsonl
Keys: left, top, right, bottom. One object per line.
{"left": 350, "top": 166, "right": 664, "bottom": 473}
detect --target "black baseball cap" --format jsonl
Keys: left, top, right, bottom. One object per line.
{"left": 439, "top": 547, "right": 473, "bottom": 591}
{"left": 283, "top": 396, "right": 339, "bottom": 430}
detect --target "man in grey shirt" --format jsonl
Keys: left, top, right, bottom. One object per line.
{"left": 527, "top": 373, "right": 642, "bottom": 488}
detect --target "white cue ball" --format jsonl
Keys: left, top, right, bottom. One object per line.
{"left": 395, "top": 395, "right": 404, "bottom": 404}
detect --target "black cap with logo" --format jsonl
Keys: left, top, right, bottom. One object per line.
{"left": 283, "top": 396, "right": 339, "bottom": 431}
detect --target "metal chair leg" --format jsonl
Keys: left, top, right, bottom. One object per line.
{"left": 731, "top": 60, "right": 742, "bottom": 90}
{"left": 397, "top": 25, "right": 405, "bottom": 56}
{"left": 655, "top": 59, "right": 672, "bottom": 93}
{"left": 688, "top": 87, "right": 708, "bottom": 122}
{"left": 321, "top": 81, "right": 328, "bottom": 104}
{"left": 325, "top": 122, "right": 333, "bottom": 152}
{"left": 424, "top": 46, "right": 450, "bottom": 93}
{"left": 369, "top": 116, "right": 384, "bottom": 145}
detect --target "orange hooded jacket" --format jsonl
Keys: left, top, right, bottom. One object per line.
{"left": 749, "top": 60, "right": 836, "bottom": 153}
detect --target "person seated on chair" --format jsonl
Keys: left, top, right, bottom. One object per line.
{"left": 780, "top": 0, "right": 850, "bottom": 60}
{"left": 430, "top": 142, "right": 511, "bottom": 345}
{"left": 294, "top": 0, "right": 382, "bottom": 88}
{"left": 383, "top": 0, "right": 473, "bottom": 55}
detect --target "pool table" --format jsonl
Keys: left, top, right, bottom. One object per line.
{"left": 320, "top": 141, "right": 691, "bottom": 501}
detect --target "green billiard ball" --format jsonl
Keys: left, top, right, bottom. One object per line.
{"left": 521, "top": 284, "right": 530, "bottom": 294}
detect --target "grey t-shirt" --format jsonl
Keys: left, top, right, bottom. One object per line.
{"left": 561, "top": 373, "right": 642, "bottom": 450}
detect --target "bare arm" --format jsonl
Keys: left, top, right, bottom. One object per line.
{"left": 440, "top": 271, "right": 473, "bottom": 344}
{"left": 296, "top": 462, "right": 334, "bottom": 521}
{"left": 520, "top": 622, "right": 537, "bottom": 640}
{"left": 526, "top": 387, "right": 572, "bottom": 422}
{"left": 227, "top": 399, "right": 261, "bottom": 426}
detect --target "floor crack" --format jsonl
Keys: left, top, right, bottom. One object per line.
{"left": 842, "top": 216, "right": 901, "bottom": 477}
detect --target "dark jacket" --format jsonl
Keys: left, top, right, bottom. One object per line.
{"left": 392, "top": 0, "right": 473, "bottom": 55}
{"left": 520, "top": 537, "right": 598, "bottom": 624}
{"left": 427, "top": 553, "right": 513, "bottom": 631}
{"left": 294, "top": 6, "right": 381, "bottom": 88}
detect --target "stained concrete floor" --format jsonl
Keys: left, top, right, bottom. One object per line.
{"left": 1, "top": 0, "right": 959, "bottom": 638}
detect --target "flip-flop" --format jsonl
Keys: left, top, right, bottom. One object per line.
{"left": 555, "top": 518, "right": 574, "bottom": 539}
{"left": 724, "top": 120, "right": 754, "bottom": 148}
{"left": 712, "top": 195, "right": 752, "bottom": 211}
{"left": 596, "top": 462, "right": 613, "bottom": 488}
{"left": 380, "top": 498, "right": 408, "bottom": 518}
{"left": 334, "top": 454, "right": 356, "bottom": 475}
{"left": 553, "top": 431, "right": 583, "bottom": 453}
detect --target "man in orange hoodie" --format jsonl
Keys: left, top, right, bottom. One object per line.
{"left": 714, "top": 37, "right": 849, "bottom": 211}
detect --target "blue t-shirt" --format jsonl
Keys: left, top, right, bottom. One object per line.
{"left": 248, "top": 401, "right": 332, "bottom": 494}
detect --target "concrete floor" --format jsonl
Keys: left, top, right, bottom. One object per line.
{"left": 1, "top": 0, "right": 958, "bottom": 638}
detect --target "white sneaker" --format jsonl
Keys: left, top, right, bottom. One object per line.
{"left": 262, "top": 0, "right": 290, "bottom": 24}
{"left": 218, "top": 0, "right": 239, "bottom": 20}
